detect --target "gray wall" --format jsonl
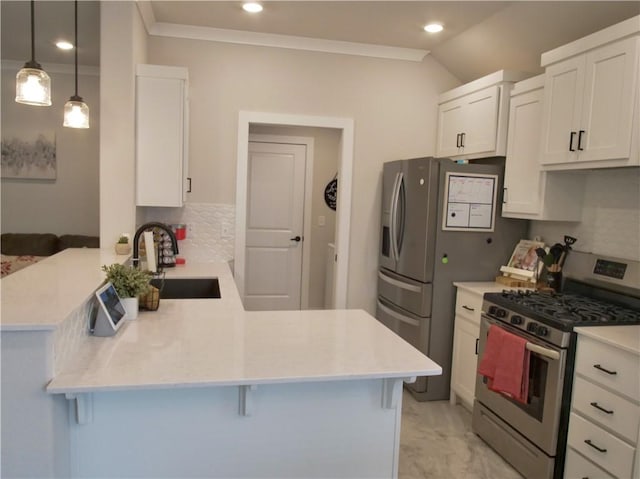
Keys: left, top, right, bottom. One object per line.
{"left": 146, "top": 35, "right": 459, "bottom": 312}
{"left": 1, "top": 64, "right": 100, "bottom": 236}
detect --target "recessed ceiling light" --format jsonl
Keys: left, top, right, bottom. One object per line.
{"left": 424, "top": 23, "right": 444, "bottom": 34}
{"left": 56, "top": 40, "right": 74, "bottom": 50}
{"left": 242, "top": 2, "right": 263, "bottom": 13}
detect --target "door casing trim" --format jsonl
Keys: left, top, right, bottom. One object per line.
{"left": 236, "top": 111, "right": 354, "bottom": 308}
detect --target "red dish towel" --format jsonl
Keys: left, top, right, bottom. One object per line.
{"left": 477, "top": 325, "right": 530, "bottom": 404}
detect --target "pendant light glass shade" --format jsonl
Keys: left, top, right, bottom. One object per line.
{"left": 15, "top": 1, "right": 51, "bottom": 106}
{"left": 63, "top": 96, "right": 90, "bottom": 128}
{"left": 63, "top": 0, "right": 89, "bottom": 129}
{"left": 15, "top": 64, "right": 52, "bottom": 106}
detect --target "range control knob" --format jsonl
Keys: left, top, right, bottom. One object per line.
{"left": 488, "top": 306, "right": 497, "bottom": 316}
{"left": 527, "top": 322, "right": 538, "bottom": 334}
{"left": 495, "top": 308, "right": 507, "bottom": 318}
{"left": 537, "top": 326, "right": 549, "bottom": 337}
{"left": 510, "top": 315, "right": 523, "bottom": 325}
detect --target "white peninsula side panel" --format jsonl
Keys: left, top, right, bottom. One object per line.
{"left": 69, "top": 379, "right": 404, "bottom": 478}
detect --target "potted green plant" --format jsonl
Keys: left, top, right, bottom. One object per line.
{"left": 115, "top": 235, "right": 131, "bottom": 255}
{"left": 101, "top": 263, "right": 152, "bottom": 319}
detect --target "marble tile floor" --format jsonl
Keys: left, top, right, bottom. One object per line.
{"left": 399, "top": 392, "right": 522, "bottom": 479}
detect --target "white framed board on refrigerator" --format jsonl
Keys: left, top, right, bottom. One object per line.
{"left": 442, "top": 172, "right": 498, "bottom": 232}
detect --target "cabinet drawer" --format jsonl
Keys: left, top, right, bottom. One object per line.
{"left": 575, "top": 335, "right": 640, "bottom": 402}
{"left": 455, "top": 289, "right": 483, "bottom": 323}
{"left": 564, "top": 447, "right": 615, "bottom": 479}
{"left": 567, "top": 412, "right": 635, "bottom": 479}
{"left": 572, "top": 376, "right": 640, "bottom": 444}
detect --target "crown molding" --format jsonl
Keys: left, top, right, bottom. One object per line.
{"left": 1, "top": 59, "right": 100, "bottom": 76}
{"left": 134, "top": 1, "right": 428, "bottom": 62}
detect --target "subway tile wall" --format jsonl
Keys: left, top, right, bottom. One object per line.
{"left": 530, "top": 168, "right": 640, "bottom": 261}
{"left": 139, "top": 203, "right": 235, "bottom": 263}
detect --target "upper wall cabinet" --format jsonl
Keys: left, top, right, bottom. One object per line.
{"left": 436, "top": 70, "right": 530, "bottom": 160}
{"left": 136, "top": 64, "right": 190, "bottom": 207}
{"left": 502, "top": 75, "right": 584, "bottom": 221}
{"left": 540, "top": 16, "right": 640, "bottom": 170}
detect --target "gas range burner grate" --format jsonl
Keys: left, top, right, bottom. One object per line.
{"left": 487, "top": 290, "right": 640, "bottom": 328}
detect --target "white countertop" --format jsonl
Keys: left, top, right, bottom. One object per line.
{"left": 5, "top": 250, "right": 440, "bottom": 393}
{"left": 575, "top": 325, "right": 640, "bottom": 356}
{"left": 453, "top": 281, "right": 534, "bottom": 295}
{"left": 47, "top": 307, "right": 439, "bottom": 393}
{"left": 1, "top": 249, "right": 127, "bottom": 331}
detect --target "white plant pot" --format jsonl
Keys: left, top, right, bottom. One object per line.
{"left": 121, "top": 297, "right": 139, "bottom": 320}
{"left": 115, "top": 243, "right": 131, "bottom": 255}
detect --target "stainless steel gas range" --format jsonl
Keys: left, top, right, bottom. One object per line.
{"left": 472, "top": 252, "right": 640, "bottom": 479}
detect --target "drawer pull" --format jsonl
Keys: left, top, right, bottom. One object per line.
{"left": 584, "top": 439, "right": 607, "bottom": 453}
{"left": 590, "top": 402, "right": 614, "bottom": 415}
{"left": 462, "top": 305, "right": 475, "bottom": 312}
{"left": 593, "top": 364, "right": 617, "bottom": 375}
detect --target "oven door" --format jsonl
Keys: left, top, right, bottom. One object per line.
{"left": 475, "top": 315, "right": 567, "bottom": 456}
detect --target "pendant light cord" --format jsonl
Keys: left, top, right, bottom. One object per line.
{"left": 74, "top": 0, "right": 78, "bottom": 97}
{"left": 30, "top": 0, "right": 35, "bottom": 63}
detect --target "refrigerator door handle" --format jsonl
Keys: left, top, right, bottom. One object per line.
{"left": 389, "top": 172, "right": 402, "bottom": 262}
{"left": 396, "top": 173, "right": 406, "bottom": 256}
{"left": 378, "top": 271, "right": 422, "bottom": 293}
{"left": 377, "top": 299, "right": 420, "bottom": 327}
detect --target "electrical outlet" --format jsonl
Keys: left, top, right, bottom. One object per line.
{"left": 221, "top": 225, "right": 232, "bottom": 239}
{"left": 318, "top": 215, "right": 326, "bottom": 226}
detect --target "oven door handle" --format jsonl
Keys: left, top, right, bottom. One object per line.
{"left": 526, "top": 342, "right": 560, "bottom": 361}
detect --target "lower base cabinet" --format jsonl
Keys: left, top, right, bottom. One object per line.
{"left": 450, "top": 283, "right": 510, "bottom": 409}
{"left": 564, "top": 448, "right": 615, "bottom": 479}
{"left": 565, "top": 328, "right": 640, "bottom": 479}
{"left": 450, "top": 314, "right": 479, "bottom": 408}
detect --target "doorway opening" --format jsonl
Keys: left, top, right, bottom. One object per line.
{"left": 235, "top": 112, "right": 354, "bottom": 309}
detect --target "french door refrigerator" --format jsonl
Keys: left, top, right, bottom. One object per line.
{"left": 376, "top": 157, "right": 527, "bottom": 401}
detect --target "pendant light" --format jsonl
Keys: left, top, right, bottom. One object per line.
{"left": 15, "top": 0, "right": 52, "bottom": 106}
{"left": 63, "top": 0, "right": 89, "bottom": 129}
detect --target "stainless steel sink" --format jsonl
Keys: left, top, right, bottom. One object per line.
{"left": 150, "top": 277, "right": 221, "bottom": 299}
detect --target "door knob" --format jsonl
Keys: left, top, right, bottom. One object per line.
{"left": 290, "top": 236, "right": 302, "bottom": 242}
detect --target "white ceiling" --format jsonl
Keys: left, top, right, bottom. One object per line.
{"left": 1, "top": 1, "right": 100, "bottom": 67}
{"left": 1, "top": 1, "right": 639, "bottom": 82}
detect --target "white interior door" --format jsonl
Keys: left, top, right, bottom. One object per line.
{"left": 244, "top": 142, "right": 307, "bottom": 310}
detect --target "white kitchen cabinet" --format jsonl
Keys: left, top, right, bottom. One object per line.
{"left": 502, "top": 75, "right": 584, "bottom": 221}
{"left": 451, "top": 311, "right": 480, "bottom": 409}
{"left": 450, "top": 283, "right": 502, "bottom": 409}
{"left": 136, "top": 64, "right": 190, "bottom": 207}
{"left": 436, "top": 70, "right": 529, "bottom": 160}
{"left": 540, "top": 17, "right": 640, "bottom": 170}
{"left": 565, "top": 327, "right": 640, "bottom": 479}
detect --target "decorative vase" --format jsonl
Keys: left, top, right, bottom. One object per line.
{"left": 115, "top": 243, "right": 131, "bottom": 255}
{"left": 121, "top": 297, "right": 139, "bottom": 320}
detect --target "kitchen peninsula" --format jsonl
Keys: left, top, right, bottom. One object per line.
{"left": 1, "top": 248, "right": 441, "bottom": 478}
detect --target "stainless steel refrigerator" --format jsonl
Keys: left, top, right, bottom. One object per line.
{"left": 376, "top": 156, "right": 527, "bottom": 401}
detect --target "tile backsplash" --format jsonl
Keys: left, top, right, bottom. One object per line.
{"left": 54, "top": 298, "right": 93, "bottom": 375}
{"left": 529, "top": 168, "right": 640, "bottom": 261}
{"left": 139, "top": 203, "right": 235, "bottom": 263}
